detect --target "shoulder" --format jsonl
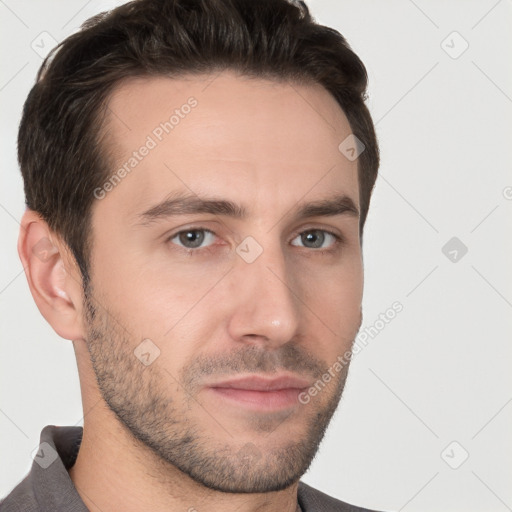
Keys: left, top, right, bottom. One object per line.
{"left": 0, "top": 475, "right": 39, "bottom": 512}
{"left": 0, "top": 425, "right": 86, "bottom": 512}
{"left": 297, "top": 481, "right": 389, "bottom": 512}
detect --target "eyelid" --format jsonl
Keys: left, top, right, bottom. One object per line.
{"left": 165, "top": 227, "right": 221, "bottom": 256}
{"left": 164, "top": 224, "right": 346, "bottom": 252}
{"left": 164, "top": 225, "right": 217, "bottom": 242}
{"left": 289, "top": 225, "right": 345, "bottom": 244}
{"left": 289, "top": 227, "right": 344, "bottom": 250}
{"left": 167, "top": 228, "right": 216, "bottom": 245}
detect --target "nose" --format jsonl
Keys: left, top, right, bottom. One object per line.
{"left": 226, "top": 243, "right": 301, "bottom": 349}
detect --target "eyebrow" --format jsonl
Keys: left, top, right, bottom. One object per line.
{"left": 136, "top": 193, "right": 359, "bottom": 225}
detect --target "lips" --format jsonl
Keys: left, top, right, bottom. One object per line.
{"left": 209, "top": 374, "right": 311, "bottom": 391}
{"left": 207, "top": 374, "right": 311, "bottom": 411}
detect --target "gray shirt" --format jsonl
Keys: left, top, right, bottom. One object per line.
{"left": 0, "top": 425, "right": 382, "bottom": 511}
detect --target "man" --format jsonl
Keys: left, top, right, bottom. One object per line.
{"left": 1, "top": 0, "right": 382, "bottom": 510}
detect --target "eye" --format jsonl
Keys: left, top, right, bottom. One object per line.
{"left": 169, "top": 229, "right": 216, "bottom": 249}
{"left": 291, "top": 229, "right": 340, "bottom": 249}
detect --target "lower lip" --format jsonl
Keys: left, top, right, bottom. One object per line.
{"left": 208, "top": 387, "right": 304, "bottom": 411}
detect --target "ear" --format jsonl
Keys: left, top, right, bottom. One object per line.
{"left": 18, "top": 210, "right": 87, "bottom": 341}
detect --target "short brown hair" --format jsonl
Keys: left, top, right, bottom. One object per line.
{"left": 18, "top": 0, "right": 379, "bottom": 285}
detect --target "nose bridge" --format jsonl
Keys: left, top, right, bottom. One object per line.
{"left": 228, "top": 236, "right": 300, "bottom": 344}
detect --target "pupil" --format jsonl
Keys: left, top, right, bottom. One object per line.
{"left": 180, "top": 230, "right": 204, "bottom": 248}
{"left": 302, "top": 230, "right": 324, "bottom": 248}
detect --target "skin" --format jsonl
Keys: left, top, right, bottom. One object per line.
{"left": 18, "top": 71, "right": 364, "bottom": 512}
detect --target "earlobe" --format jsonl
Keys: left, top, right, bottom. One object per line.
{"left": 18, "top": 210, "right": 86, "bottom": 341}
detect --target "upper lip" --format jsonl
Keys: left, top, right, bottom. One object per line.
{"left": 208, "top": 374, "right": 311, "bottom": 391}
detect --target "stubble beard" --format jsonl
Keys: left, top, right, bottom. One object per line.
{"left": 82, "top": 285, "right": 351, "bottom": 493}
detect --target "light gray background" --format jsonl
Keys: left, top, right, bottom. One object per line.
{"left": 1, "top": 1, "right": 511, "bottom": 510}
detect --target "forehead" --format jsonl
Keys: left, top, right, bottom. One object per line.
{"left": 98, "top": 71, "right": 358, "bottom": 219}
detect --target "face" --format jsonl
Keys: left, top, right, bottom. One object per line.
{"left": 84, "top": 72, "right": 363, "bottom": 493}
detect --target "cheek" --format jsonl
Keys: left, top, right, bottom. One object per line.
{"left": 299, "top": 259, "right": 363, "bottom": 351}
{"left": 91, "top": 237, "right": 228, "bottom": 334}
{"left": 336, "top": 260, "right": 364, "bottom": 322}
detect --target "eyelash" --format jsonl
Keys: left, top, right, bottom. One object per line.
{"left": 165, "top": 227, "right": 345, "bottom": 255}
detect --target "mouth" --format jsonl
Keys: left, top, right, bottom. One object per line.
{"left": 206, "top": 374, "right": 311, "bottom": 411}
